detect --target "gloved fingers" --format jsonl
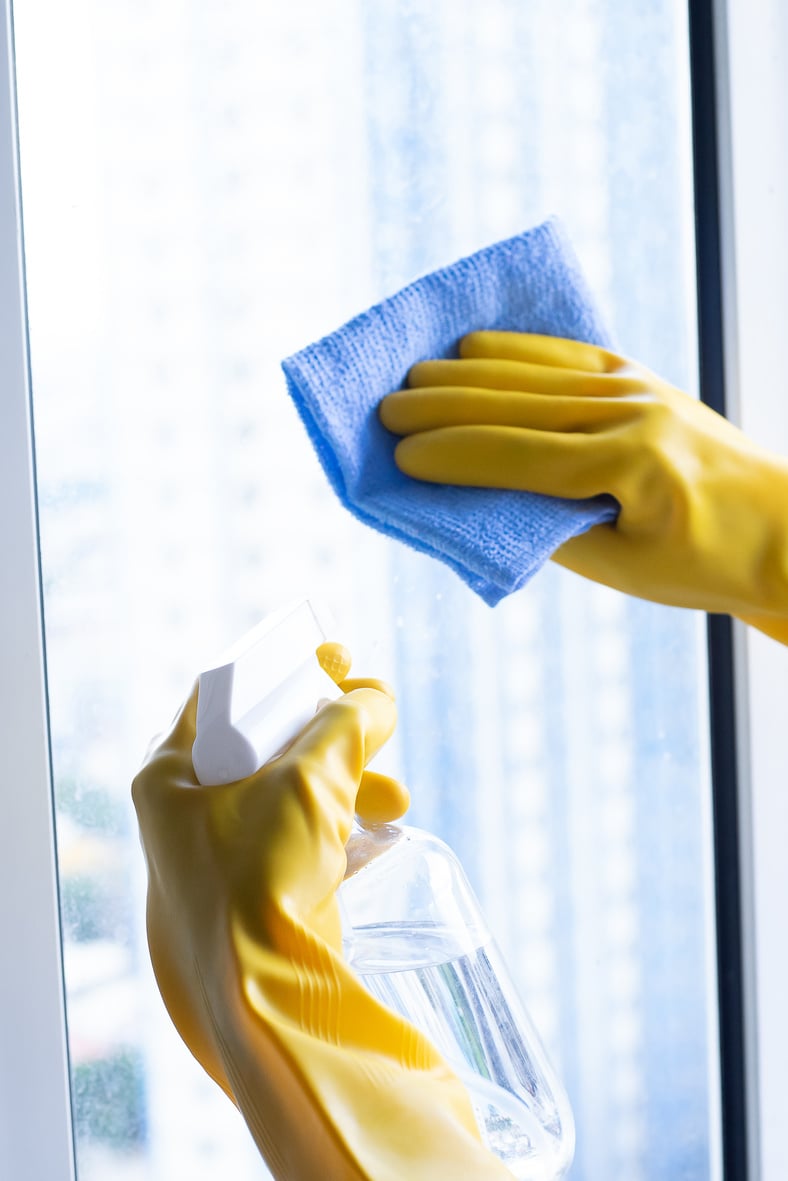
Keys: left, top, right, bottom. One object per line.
{"left": 315, "top": 641, "right": 353, "bottom": 686}
{"left": 155, "top": 680, "right": 199, "bottom": 757}
{"left": 356, "top": 768, "right": 410, "bottom": 823}
{"left": 407, "top": 355, "right": 650, "bottom": 401}
{"left": 280, "top": 686, "right": 397, "bottom": 786}
{"left": 394, "top": 424, "right": 620, "bottom": 499}
{"left": 315, "top": 645, "right": 408, "bottom": 819}
{"left": 316, "top": 641, "right": 396, "bottom": 699}
{"left": 264, "top": 689, "right": 398, "bottom": 856}
{"left": 459, "top": 329, "right": 627, "bottom": 374}
{"left": 337, "top": 676, "right": 395, "bottom": 697}
{"left": 132, "top": 681, "right": 200, "bottom": 808}
{"left": 381, "top": 384, "right": 645, "bottom": 436}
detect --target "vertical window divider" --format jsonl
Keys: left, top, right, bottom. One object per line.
{"left": 690, "top": 1, "right": 766, "bottom": 1178}
{"left": 704, "top": 1, "right": 788, "bottom": 1179}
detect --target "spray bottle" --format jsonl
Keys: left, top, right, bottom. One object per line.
{"left": 192, "top": 599, "right": 575, "bottom": 1180}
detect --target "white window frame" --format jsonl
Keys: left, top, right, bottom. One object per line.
{"left": 714, "top": 1, "right": 788, "bottom": 1178}
{"left": 0, "top": 1, "right": 75, "bottom": 1178}
{"left": 0, "top": 1, "right": 786, "bottom": 1178}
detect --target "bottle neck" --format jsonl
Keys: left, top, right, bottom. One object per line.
{"left": 344, "top": 817, "right": 404, "bottom": 881}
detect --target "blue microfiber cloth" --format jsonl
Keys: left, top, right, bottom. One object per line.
{"left": 281, "top": 216, "right": 619, "bottom": 606}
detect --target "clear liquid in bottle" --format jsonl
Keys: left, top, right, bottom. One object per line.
{"left": 341, "top": 823, "right": 575, "bottom": 1180}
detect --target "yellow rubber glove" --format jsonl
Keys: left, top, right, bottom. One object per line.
{"left": 132, "top": 643, "right": 512, "bottom": 1181}
{"left": 379, "top": 331, "right": 788, "bottom": 644}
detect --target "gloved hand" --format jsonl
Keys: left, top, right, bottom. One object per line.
{"left": 132, "top": 643, "right": 511, "bottom": 1181}
{"left": 380, "top": 331, "right": 788, "bottom": 644}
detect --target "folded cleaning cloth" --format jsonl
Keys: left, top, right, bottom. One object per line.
{"left": 281, "top": 216, "right": 619, "bottom": 606}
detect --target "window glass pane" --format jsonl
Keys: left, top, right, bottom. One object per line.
{"left": 14, "top": 1, "right": 719, "bottom": 1178}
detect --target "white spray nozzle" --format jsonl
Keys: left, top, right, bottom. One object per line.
{"left": 192, "top": 598, "right": 342, "bottom": 786}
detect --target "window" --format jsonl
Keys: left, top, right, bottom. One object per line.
{"left": 3, "top": 2, "right": 786, "bottom": 1179}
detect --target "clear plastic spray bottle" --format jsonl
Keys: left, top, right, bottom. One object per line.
{"left": 192, "top": 600, "right": 575, "bottom": 1180}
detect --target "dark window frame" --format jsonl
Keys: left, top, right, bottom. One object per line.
{"left": 689, "top": 2, "right": 750, "bottom": 1176}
